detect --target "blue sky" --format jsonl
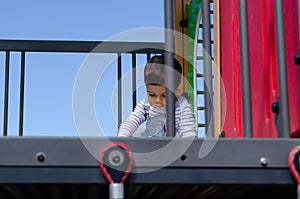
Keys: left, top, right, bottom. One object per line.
{"left": 0, "top": 0, "right": 164, "bottom": 41}
{"left": 0, "top": 0, "right": 165, "bottom": 137}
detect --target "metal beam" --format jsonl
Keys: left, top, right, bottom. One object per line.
{"left": 0, "top": 40, "right": 164, "bottom": 54}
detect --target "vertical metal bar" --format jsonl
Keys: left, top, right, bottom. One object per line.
{"left": 3, "top": 51, "right": 10, "bottom": 136}
{"left": 146, "top": 53, "right": 151, "bottom": 61}
{"left": 297, "top": 185, "right": 300, "bottom": 199}
{"left": 274, "top": 0, "right": 290, "bottom": 138}
{"left": 203, "top": 0, "right": 214, "bottom": 137}
{"left": 117, "top": 53, "right": 122, "bottom": 126}
{"left": 238, "top": 0, "right": 253, "bottom": 137}
{"left": 19, "top": 51, "right": 26, "bottom": 136}
{"left": 165, "top": 0, "right": 176, "bottom": 137}
{"left": 132, "top": 53, "right": 137, "bottom": 111}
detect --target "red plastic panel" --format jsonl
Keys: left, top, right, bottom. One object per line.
{"left": 220, "top": 0, "right": 300, "bottom": 137}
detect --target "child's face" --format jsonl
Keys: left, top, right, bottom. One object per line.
{"left": 146, "top": 84, "right": 166, "bottom": 110}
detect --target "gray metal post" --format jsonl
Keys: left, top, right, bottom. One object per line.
{"left": 132, "top": 53, "right": 137, "bottom": 111}
{"left": 238, "top": 0, "right": 253, "bottom": 137}
{"left": 203, "top": 0, "right": 214, "bottom": 137}
{"left": 117, "top": 54, "right": 122, "bottom": 126}
{"left": 19, "top": 51, "right": 26, "bottom": 136}
{"left": 274, "top": 0, "right": 290, "bottom": 138}
{"left": 3, "top": 51, "right": 10, "bottom": 136}
{"left": 165, "top": 0, "right": 175, "bottom": 137}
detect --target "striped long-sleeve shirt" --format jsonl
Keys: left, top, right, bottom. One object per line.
{"left": 118, "top": 96, "right": 197, "bottom": 138}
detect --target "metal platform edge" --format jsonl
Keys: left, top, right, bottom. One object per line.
{"left": 0, "top": 136, "right": 298, "bottom": 185}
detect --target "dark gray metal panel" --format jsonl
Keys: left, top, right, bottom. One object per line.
{"left": 0, "top": 137, "right": 298, "bottom": 185}
{"left": 0, "top": 137, "right": 299, "bottom": 168}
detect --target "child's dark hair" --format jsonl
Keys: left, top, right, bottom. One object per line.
{"left": 144, "top": 55, "right": 182, "bottom": 88}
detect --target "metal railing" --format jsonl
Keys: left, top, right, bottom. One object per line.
{"left": 0, "top": 40, "right": 164, "bottom": 136}
{"left": 237, "top": 0, "right": 290, "bottom": 138}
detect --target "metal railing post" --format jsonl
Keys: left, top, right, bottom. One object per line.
{"left": 203, "top": 0, "right": 214, "bottom": 137}
{"left": 3, "top": 51, "right": 10, "bottom": 136}
{"left": 238, "top": 0, "right": 253, "bottom": 137}
{"left": 19, "top": 51, "right": 26, "bottom": 136}
{"left": 165, "top": 0, "right": 176, "bottom": 137}
{"left": 274, "top": 0, "right": 290, "bottom": 138}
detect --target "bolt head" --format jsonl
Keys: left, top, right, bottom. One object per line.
{"left": 108, "top": 150, "right": 124, "bottom": 167}
{"left": 260, "top": 157, "right": 268, "bottom": 166}
{"left": 36, "top": 152, "right": 45, "bottom": 162}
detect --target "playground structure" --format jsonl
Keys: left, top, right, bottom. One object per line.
{"left": 1, "top": 0, "right": 300, "bottom": 198}
{"left": 175, "top": 0, "right": 300, "bottom": 139}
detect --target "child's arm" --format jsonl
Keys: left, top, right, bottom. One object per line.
{"left": 178, "top": 98, "right": 197, "bottom": 138}
{"left": 117, "top": 99, "right": 147, "bottom": 137}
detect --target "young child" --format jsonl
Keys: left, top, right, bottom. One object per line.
{"left": 117, "top": 55, "right": 196, "bottom": 138}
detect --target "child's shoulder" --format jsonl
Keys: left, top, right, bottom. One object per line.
{"left": 177, "top": 95, "right": 189, "bottom": 104}
{"left": 176, "top": 96, "right": 192, "bottom": 111}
